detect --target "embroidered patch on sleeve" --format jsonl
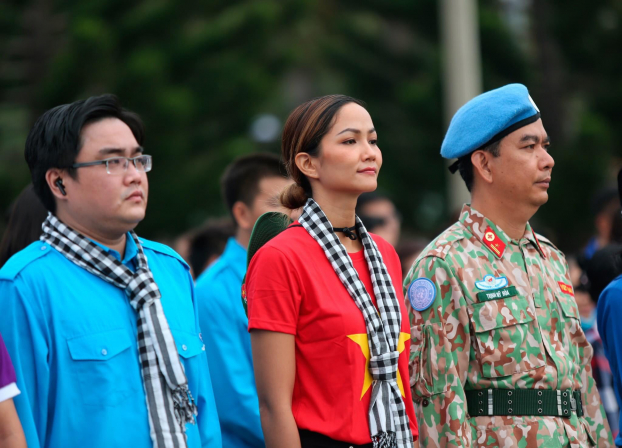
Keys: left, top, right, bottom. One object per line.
{"left": 558, "top": 282, "right": 574, "bottom": 296}
{"left": 407, "top": 278, "right": 437, "bottom": 312}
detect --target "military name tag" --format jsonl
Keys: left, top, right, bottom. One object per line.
{"left": 477, "top": 286, "right": 518, "bottom": 302}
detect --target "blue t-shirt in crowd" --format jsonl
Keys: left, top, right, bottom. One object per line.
{"left": 195, "top": 237, "right": 264, "bottom": 447}
{"left": 0, "top": 236, "right": 222, "bottom": 448}
{"left": 597, "top": 273, "right": 622, "bottom": 447}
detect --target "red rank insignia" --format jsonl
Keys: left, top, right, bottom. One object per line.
{"left": 558, "top": 282, "right": 574, "bottom": 296}
{"left": 483, "top": 228, "right": 506, "bottom": 257}
{"left": 241, "top": 283, "right": 247, "bottom": 300}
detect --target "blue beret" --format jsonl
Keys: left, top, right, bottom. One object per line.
{"left": 441, "top": 83, "right": 540, "bottom": 161}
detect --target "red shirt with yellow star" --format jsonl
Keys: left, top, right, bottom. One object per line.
{"left": 247, "top": 223, "right": 418, "bottom": 444}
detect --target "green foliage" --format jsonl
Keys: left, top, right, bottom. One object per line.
{"left": 2, "top": 0, "right": 617, "bottom": 253}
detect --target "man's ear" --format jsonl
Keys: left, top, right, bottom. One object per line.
{"left": 471, "top": 150, "right": 494, "bottom": 185}
{"left": 45, "top": 168, "right": 70, "bottom": 201}
{"left": 295, "top": 152, "right": 319, "bottom": 181}
{"left": 232, "top": 201, "right": 253, "bottom": 231}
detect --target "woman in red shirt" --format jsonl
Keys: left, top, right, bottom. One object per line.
{"left": 247, "top": 95, "right": 418, "bottom": 448}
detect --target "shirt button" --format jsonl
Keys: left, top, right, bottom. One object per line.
{"left": 40, "top": 246, "right": 47, "bottom": 251}
{"left": 422, "top": 399, "right": 429, "bottom": 407}
{"left": 182, "top": 344, "right": 187, "bottom": 351}
{"left": 101, "top": 348, "right": 108, "bottom": 356}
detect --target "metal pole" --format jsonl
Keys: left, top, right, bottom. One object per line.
{"left": 440, "top": 0, "right": 483, "bottom": 213}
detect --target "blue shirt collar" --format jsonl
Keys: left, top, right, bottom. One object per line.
{"left": 90, "top": 233, "right": 139, "bottom": 266}
{"left": 224, "top": 237, "right": 247, "bottom": 263}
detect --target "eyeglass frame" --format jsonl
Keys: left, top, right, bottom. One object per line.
{"left": 69, "top": 154, "right": 153, "bottom": 175}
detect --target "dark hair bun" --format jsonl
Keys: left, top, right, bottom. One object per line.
{"left": 280, "top": 183, "right": 308, "bottom": 210}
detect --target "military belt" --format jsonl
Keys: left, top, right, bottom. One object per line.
{"left": 465, "top": 389, "right": 583, "bottom": 418}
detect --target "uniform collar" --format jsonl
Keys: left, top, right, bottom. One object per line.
{"left": 90, "top": 232, "right": 139, "bottom": 266}
{"left": 224, "top": 237, "right": 247, "bottom": 259}
{"left": 459, "top": 204, "right": 546, "bottom": 259}
{"left": 222, "top": 237, "right": 247, "bottom": 275}
{"left": 523, "top": 222, "right": 547, "bottom": 258}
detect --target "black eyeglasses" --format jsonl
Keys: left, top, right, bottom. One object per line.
{"left": 71, "top": 155, "right": 152, "bottom": 175}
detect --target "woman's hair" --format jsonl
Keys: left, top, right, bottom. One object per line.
{"left": 280, "top": 94, "right": 366, "bottom": 209}
{"left": 0, "top": 184, "right": 48, "bottom": 267}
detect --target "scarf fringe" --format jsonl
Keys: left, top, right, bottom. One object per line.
{"left": 173, "top": 386, "right": 198, "bottom": 426}
{"left": 372, "top": 431, "right": 397, "bottom": 448}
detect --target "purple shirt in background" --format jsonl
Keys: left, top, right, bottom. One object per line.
{"left": 0, "top": 333, "right": 19, "bottom": 402}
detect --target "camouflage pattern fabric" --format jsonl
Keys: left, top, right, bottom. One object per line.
{"left": 404, "top": 205, "right": 613, "bottom": 447}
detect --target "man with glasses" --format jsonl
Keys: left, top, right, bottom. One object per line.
{"left": 0, "top": 95, "right": 222, "bottom": 448}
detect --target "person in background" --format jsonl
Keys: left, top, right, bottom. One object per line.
{"left": 584, "top": 187, "right": 620, "bottom": 260}
{"left": 0, "top": 184, "right": 47, "bottom": 268}
{"left": 187, "top": 218, "right": 234, "bottom": 278}
{"left": 356, "top": 191, "right": 401, "bottom": 247}
{"left": 0, "top": 333, "right": 26, "bottom": 448}
{"left": 172, "top": 230, "right": 194, "bottom": 270}
{"left": 568, "top": 256, "right": 595, "bottom": 328}
{"left": 247, "top": 95, "right": 418, "bottom": 447}
{"left": 406, "top": 84, "right": 612, "bottom": 446}
{"left": 611, "top": 209, "right": 622, "bottom": 245}
{"left": 572, "top": 254, "right": 621, "bottom": 437}
{"left": 195, "top": 153, "right": 293, "bottom": 447}
{"left": 591, "top": 240, "right": 622, "bottom": 444}
{"left": 0, "top": 94, "right": 221, "bottom": 448}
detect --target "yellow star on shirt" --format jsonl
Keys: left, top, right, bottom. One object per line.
{"left": 347, "top": 332, "right": 410, "bottom": 400}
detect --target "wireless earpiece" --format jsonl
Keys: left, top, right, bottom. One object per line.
{"left": 55, "top": 179, "right": 67, "bottom": 196}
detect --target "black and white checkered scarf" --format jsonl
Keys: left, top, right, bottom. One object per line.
{"left": 298, "top": 199, "right": 413, "bottom": 448}
{"left": 41, "top": 213, "right": 197, "bottom": 448}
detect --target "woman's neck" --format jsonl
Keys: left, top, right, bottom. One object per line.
{"left": 312, "top": 190, "right": 363, "bottom": 252}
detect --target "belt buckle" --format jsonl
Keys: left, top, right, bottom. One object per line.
{"left": 569, "top": 392, "right": 577, "bottom": 412}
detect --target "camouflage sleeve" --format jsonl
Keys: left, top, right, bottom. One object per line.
{"left": 580, "top": 366, "right": 613, "bottom": 446}
{"left": 404, "top": 256, "right": 472, "bottom": 447}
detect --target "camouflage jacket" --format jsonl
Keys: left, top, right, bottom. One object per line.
{"left": 404, "top": 205, "right": 612, "bottom": 447}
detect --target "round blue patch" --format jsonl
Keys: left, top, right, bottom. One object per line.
{"left": 407, "top": 278, "right": 437, "bottom": 312}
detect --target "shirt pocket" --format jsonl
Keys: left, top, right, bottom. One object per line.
{"left": 469, "top": 295, "right": 546, "bottom": 378}
{"left": 557, "top": 294, "right": 581, "bottom": 336}
{"left": 171, "top": 329, "right": 204, "bottom": 380}
{"left": 557, "top": 294, "right": 589, "bottom": 374}
{"left": 411, "top": 323, "right": 454, "bottom": 397}
{"left": 67, "top": 328, "right": 138, "bottom": 407}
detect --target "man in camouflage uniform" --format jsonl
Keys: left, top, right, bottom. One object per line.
{"left": 404, "top": 84, "right": 612, "bottom": 447}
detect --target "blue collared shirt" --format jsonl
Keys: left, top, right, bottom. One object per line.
{"left": 597, "top": 274, "right": 622, "bottom": 447}
{"left": 0, "top": 236, "right": 222, "bottom": 448}
{"left": 195, "top": 238, "right": 264, "bottom": 447}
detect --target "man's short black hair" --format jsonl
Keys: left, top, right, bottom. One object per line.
{"left": 220, "top": 153, "right": 286, "bottom": 220}
{"left": 457, "top": 140, "right": 502, "bottom": 192}
{"left": 25, "top": 94, "right": 145, "bottom": 212}
{"left": 587, "top": 243, "right": 622, "bottom": 303}
{"left": 188, "top": 219, "right": 235, "bottom": 278}
{"left": 590, "top": 187, "right": 619, "bottom": 216}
